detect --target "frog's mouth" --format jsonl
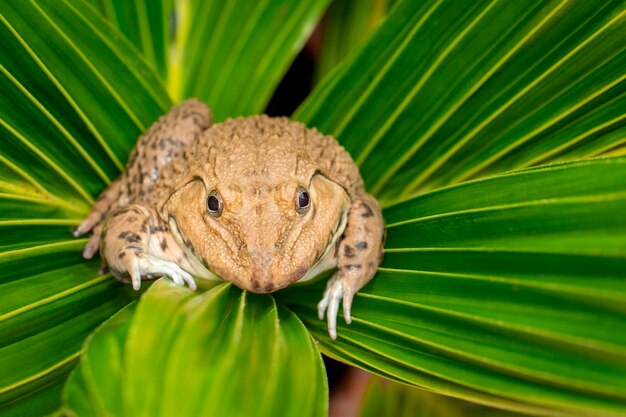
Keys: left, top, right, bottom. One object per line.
{"left": 295, "top": 206, "right": 349, "bottom": 284}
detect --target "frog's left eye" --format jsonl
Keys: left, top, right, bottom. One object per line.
{"left": 207, "top": 190, "right": 223, "bottom": 218}
{"left": 295, "top": 186, "right": 310, "bottom": 214}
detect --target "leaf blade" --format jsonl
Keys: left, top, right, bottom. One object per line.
{"left": 63, "top": 280, "right": 328, "bottom": 417}
{"left": 174, "top": 0, "right": 330, "bottom": 120}
{"left": 0, "top": 1, "right": 171, "bottom": 413}
{"left": 296, "top": 0, "right": 626, "bottom": 205}
{"left": 280, "top": 157, "right": 626, "bottom": 416}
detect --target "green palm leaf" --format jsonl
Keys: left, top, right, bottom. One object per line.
{"left": 296, "top": 0, "right": 626, "bottom": 204}
{"left": 0, "top": 1, "right": 168, "bottom": 414}
{"left": 63, "top": 280, "right": 327, "bottom": 417}
{"left": 85, "top": 0, "right": 330, "bottom": 119}
{"left": 85, "top": 0, "right": 172, "bottom": 81}
{"left": 1, "top": 0, "right": 625, "bottom": 415}
{"left": 314, "top": 0, "right": 391, "bottom": 83}
{"left": 281, "top": 157, "right": 626, "bottom": 416}
{"left": 170, "top": 0, "right": 330, "bottom": 120}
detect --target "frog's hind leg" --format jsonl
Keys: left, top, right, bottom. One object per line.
{"left": 123, "top": 98, "right": 212, "bottom": 199}
{"left": 74, "top": 178, "right": 123, "bottom": 258}
{"left": 101, "top": 203, "right": 196, "bottom": 291}
{"left": 74, "top": 99, "right": 212, "bottom": 258}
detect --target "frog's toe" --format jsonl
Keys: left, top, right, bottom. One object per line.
{"left": 343, "top": 290, "right": 355, "bottom": 325}
{"left": 130, "top": 261, "right": 143, "bottom": 290}
{"left": 116, "top": 255, "right": 197, "bottom": 292}
{"left": 82, "top": 225, "right": 102, "bottom": 259}
{"left": 165, "top": 264, "right": 197, "bottom": 290}
{"left": 317, "top": 294, "right": 329, "bottom": 321}
{"left": 182, "top": 272, "right": 197, "bottom": 291}
{"left": 140, "top": 257, "right": 197, "bottom": 291}
{"left": 73, "top": 217, "right": 95, "bottom": 238}
{"left": 318, "top": 276, "right": 346, "bottom": 340}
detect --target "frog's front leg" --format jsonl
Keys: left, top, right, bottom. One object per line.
{"left": 318, "top": 195, "right": 384, "bottom": 339}
{"left": 101, "top": 203, "right": 196, "bottom": 291}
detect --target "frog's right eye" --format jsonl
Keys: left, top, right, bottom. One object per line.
{"left": 207, "top": 190, "right": 223, "bottom": 218}
{"left": 295, "top": 186, "right": 310, "bottom": 214}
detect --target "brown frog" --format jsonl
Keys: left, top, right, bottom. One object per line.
{"left": 74, "top": 99, "right": 384, "bottom": 339}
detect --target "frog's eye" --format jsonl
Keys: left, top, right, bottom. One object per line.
{"left": 207, "top": 190, "right": 223, "bottom": 218}
{"left": 295, "top": 186, "right": 310, "bottom": 214}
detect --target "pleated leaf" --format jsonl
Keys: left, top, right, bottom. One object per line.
{"left": 280, "top": 156, "right": 626, "bottom": 417}
{"left": 0, "top": 0, "right": 170, "bottom": 414}
{"left": 296, "top": 0, "right": 626, "bottom": 205}
{"left": 85, "top": 0, "right": 172, "bottom": 82}
{"left": 314, "top": 0, "right": 391, "bottom": 83}
{"left": 171, "top": 0, "right": 331, "bottom": 120}
{"left": 63, "top": 279, "right": 328, "bottom": 417}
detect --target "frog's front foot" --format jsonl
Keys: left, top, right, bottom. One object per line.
{"left": 122, "top": 254, "right": 197, "bottom": 291}
{"left": 101, "top": 204, "right": 197, "bottom": 291}
{"left": 317, "top": 272, "right": 356, "bottom": 340}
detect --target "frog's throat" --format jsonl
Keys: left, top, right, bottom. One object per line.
{"left": 296, "top": 206, "right": 349, "bottom": 284}
{"left": 167, "top": 217, "right": 222, "bottom": 281}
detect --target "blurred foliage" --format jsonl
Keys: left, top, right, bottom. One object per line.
{"left": 315, "top": 0, "right": 393, "bottom": 83}
{"left": 358, "top": 376, "right": 529, "bottom": 417}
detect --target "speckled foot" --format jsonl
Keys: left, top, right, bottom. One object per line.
{"left": 125, "top": 254, "right": 197, "bottom": 291}
{"left": 102, "top": 204, "right": 197, "bottom": 291}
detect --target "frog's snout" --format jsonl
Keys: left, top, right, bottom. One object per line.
{"left": 249, "top": 269, "right": 276, "bottom": 293}
{"left": 243, "top": 265, "right": 305, "bottom": 294}
{"left": 245, "top": 248, "right": 275, "bottom": 292}
{"left": 244, "top": 244, "right": 281, "bottom": 293}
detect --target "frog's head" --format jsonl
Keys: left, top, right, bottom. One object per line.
{"left": 163, "top": 117, "right": 352, "bottom": 293}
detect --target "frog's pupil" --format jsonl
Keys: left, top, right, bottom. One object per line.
{"left": 299, "top": 191, "right": 309, "bottom": 208}
{"left": 208, "top": 195, "right": 219, "bottom": 212}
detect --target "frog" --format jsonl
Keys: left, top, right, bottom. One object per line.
{"left": 74, "top": 99, "right": 384, "bottom": 339}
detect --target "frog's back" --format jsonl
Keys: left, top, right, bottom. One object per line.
{"left": 187, "top": 115, "right": 364, "bottom": 194}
